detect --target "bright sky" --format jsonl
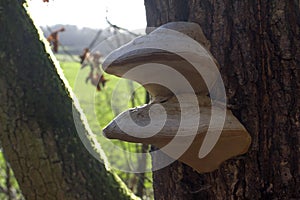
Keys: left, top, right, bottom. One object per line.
{"left": 26, "top": 0, "right": 147, "bottom": 30}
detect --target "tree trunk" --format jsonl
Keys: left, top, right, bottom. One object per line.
{"left": 0, "top": 1, "right": 138, "bottom": 199}
{"left": 145, "top": 0, "right": 300, "bottom": 199}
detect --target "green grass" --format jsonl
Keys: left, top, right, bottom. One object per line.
{"left": 0, "top": 151, "right": 24, "bottom": 200}
{"left": 59, "top": 58, "right": 153, "bottom": 199}
{"left": 60, "top": 60, "right": 147, "bottom": 138}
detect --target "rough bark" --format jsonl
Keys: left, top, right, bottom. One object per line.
{"left": 0, "top": 1, "right": 139, "bottom": 200}
{"left": 145, "top": 0, "right": 300, "bottom": 199}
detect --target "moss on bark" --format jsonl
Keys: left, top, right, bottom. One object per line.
{"left": 0, "top": 0, "right": 139, "bottom": 199}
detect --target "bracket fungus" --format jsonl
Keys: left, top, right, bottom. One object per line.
{"left": 102, "top": 22, "right": 251, "bottom": 173}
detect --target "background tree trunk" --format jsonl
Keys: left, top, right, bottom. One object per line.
{"left": 0, "top": 1, "right": 139, "bottom": 199}
{"left": 145, "top": 0, "right": 300, "bottom": 199}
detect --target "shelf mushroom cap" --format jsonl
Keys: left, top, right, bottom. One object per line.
{"left": 103, "top": 95, "right": 251, "bottom": 173}
{"left": 102, "top": 22, "right": 220, "bottom": 98}
{"left": 102, "top": 22, "right": 252, "bottom": 173}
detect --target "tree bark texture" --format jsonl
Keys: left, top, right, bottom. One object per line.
{"left": 145, "top": 0, "right": 300, "bottom": 199}
{"left": 0, "top": 1, "right": 138, "bottom": 200}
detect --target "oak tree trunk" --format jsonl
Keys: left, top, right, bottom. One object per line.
{"left": 145, "top": 0, "right": 300, "bottom": 199}
{"left": 0, "top": 1, "right": 138, "bottom": 199}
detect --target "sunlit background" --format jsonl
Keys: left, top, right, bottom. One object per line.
{"left": 27, "top": 0, "right": 147, "bottom": 30}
